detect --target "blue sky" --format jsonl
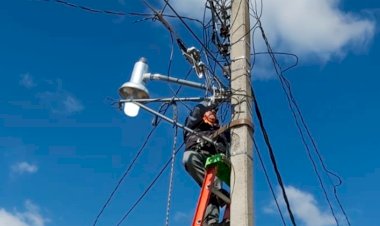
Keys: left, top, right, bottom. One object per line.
{"left": 0, "top": 0, "right": 379, "bottom": 226}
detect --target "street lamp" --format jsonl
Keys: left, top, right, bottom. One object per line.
{"left": 119, "top": 57, "right": 149, "bottom": 117}
{"left": 119, "top": 57, "right": 225, "bottom": 117}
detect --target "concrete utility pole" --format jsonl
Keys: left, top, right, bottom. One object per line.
{"left": 229, "top": 0, "right": 254, "bottom": 225}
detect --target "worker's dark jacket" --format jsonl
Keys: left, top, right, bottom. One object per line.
{"left": 183, "top": 104, "right": 230, "bottom": 154}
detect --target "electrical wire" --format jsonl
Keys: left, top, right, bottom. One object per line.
{"left": 144, "top": 1, "right": 220, "bottom": 96}
{"left": 149, "top": 2, "right": 228, "bottom": 102}
{"left": 207, "top": 0, "right": 231, "bottom": 58}
{"left": 100, "top": 14, "right": 205, "bottom": 226}
{"left": 247, "top": 1, "right": 350, "bottom": 223}
{"left": 35, "top": 1, "right": 285, "bottom": 225}
{"left": 38, "top": 0, "right": 203, "bottom": 24}
{"left": 203, "top": 4, "right": 295, "bottom": 225}
{"left": 116, "top": 142, "right": 185, "bottom": 226}
{"left": 98, "top": 1, "right": 347, "bottom": 226}
{"left": 252, "top": 52, "right": 299, "bottom": 74}
{"left": 252, "top": 88, "right": 298, "bottom": 226}
{"left": 255, "top": 16, "right": 350, "bottom": 225}
{"left": 250, "top": 0, "right": 263, "bottom": 19}
{"left": 167, "top": 30, "right": 175, "bottom": 78}
{"left": 201, "top": 0, "right": 234, "bottom": 88}
{"left": 38, "top": 0, "right": 127, "bottom": 16}
{"left": 280, "top": 72, "right": 349, "bottom": 226}
{"left": 163, "top": 0, "right": 228, "bottom": 89}
{"left": 33, "top": 2, "right": 201, "bottom": 225}
{"left": 94, "top": 60, "right": 192, "bottom": 226}
{"left": 92, "top": 126, "right": 159, "bottom": 226}
{"left": 253, "top": 138, "right": 287, "bottom": 226}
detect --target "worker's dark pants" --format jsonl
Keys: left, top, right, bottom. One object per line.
{"left": 183, "top": 149, "right": 221, "bottom": 225}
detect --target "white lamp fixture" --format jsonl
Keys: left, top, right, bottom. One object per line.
{"left": 123, "top": 102, "right": 140, "bottom": 117}
{"left": 119, "top": 57, "right": 150, "bottom": 117}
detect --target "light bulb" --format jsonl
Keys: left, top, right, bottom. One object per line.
{"left": 123, "top": 102, "right": 140, "bottom": 117}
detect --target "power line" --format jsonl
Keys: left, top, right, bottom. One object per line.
{"left": 253, "top": 9, "right": 350, "bottom": 224}
{"left": 94, "top": 102, "right": 186, "bottom": 226}
{"left": 163, "top": 0, "right": 229, "bottom": 89}
{"left": 145, "top": 2, "right": 227, "bottom": 95}
{"left": 116, "top": 142, "right": 185, "bottom": 226}
{"left": 253, "top": 138, "right": 287, "bottom": 226}
{"left": 252, "top": 52, "right": 299, "bottom": 74}
{"left": 252, "top": 89, "right": 298, "bottom": 226}
{"left": 95, "top": 30, "right": 203, "bottom": 223}
{"left": 92, "top": 126, "right": 159, "bottom": 226}
{"left": 97, "top": 0, "right": 350, "bottom": 225}
{"left": 38, "top": 0, "right": 127, "bottom": 16}
{"left": 38, "top": 0, "right": 204, "bottom": 24}
{"left": 94, "top": 70, "right": 193, "bottom": 225}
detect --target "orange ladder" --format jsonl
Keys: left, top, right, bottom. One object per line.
{"left": 191, "top": 154, "right": 231, "bottom": 226}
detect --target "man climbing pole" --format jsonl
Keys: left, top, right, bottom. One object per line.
{"left": 182, "top": 101, "right": 230, "bottom": 226}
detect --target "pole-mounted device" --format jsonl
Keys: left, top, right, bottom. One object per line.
{"left": 119, "top": 57, "right": 226, "bottom": 117}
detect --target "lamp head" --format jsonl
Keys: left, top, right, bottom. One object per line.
{"left": 119, "top": 57, "right": 150, "bottom": 117}
{"left": 119, "top": 82, "right": 149, "bottom": 117}
{"left": 119, "top": 57, "right": 150, "bottom": 99}
{"left": 119, "top": 81, "right": 149, "bottom": 99}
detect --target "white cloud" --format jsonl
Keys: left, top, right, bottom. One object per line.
{"left": 0, "top": 209, "right": 27, "bottom": 226}
{"left": 63, "top": 95, "right": 84, "bottom": 114}
{"left": 168, "top": 0, "right": 206, "bottom": 19}
{"left": 11, "top": 162, "right": 38, "bottom": 175}
{"left": 0, "top": 200, "right": 48, "bottom": 226}
{"left": 258, "top": 0, "right": 375, "bottom": 62}
{"left": 16, "top": 76, "right": 84, "bottom": 116}
{"left": 36, "top": 79, "right": 84, "bottom": 116}
{"left": 265, "top": 186, "right": 336, "bottom": 226}
{"left": 19, "top": 74, "right": 36, "bottom": 89}
{"left": 163, "top": 0, "right": 375, "bottom": 68}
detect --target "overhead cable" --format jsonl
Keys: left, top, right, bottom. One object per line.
{"left": 38, "top": 0, "right": 203, "bottom": 24}
{"left": 92, "top": 126, "right": 158, "bottom": 226}
{"left": 256, "top": 16, "right": 349, "bottom": 225}
{"left": 39, "top": 0, "right": 128, "bottom": 16}
{"left": 253, "top": 138, "right": 287, "bottom": 226}
{"left": 252, "top": 89, "right": 298, "bottom": 226}
{"left": 163, "top": 0, "right": 229, "bottom": 88}
{"left": 94, "top": 62, "right": 193, "bottom": 226}
{"left": 116, "top": 142, "right": 185, "bottom": 226}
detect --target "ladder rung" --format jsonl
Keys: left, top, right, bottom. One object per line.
{"left": 211, "top": 187, "right": 231, "bottom": 204}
